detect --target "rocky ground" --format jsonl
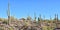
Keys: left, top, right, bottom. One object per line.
{"left": 0, "top": 17, "right": 57, "bottom": 30}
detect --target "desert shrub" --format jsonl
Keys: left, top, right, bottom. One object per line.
{"left": 2, "top": 20, "right": 7, "bottom": 24}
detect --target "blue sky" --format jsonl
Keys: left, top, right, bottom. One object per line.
{"left": 0, "top": 0, "right": 60, "bottom": 19}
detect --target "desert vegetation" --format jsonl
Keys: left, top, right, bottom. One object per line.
{"left": 0, "top": 14, "right": 59, "bottom": 30}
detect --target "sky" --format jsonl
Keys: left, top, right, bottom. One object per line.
{"left": 0, "top": 0, "right": 60, "bottom": 19}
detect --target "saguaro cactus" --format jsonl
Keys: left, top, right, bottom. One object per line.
{"left": 7, "top": 0, "right": 10, "bottom": 25}
{"left": 34, "top": 12, "right": 36, "bottom": 21}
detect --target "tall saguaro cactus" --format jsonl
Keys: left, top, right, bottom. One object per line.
{"left": 54, "top": 14, "right": 56, "bottom": 21}
{"left": 7, "top": 0, "right": 10, "bottom": 25}
{"left": 34, "top": 12, "right": 36, "bottom": 21}
{"left": 54, "top": 14, "right": 57, "bottom": 27}
{"left": 54, "top": 14, "right": 59, "bottom": 28}
{"left": 39, "top": 14, "right": 42, "bottom": 26}
{"left": 56, "top": 14, "right": 59, "bottom": 28}
{"left": 56, "top": 14, "right": 58, "bottom": 21}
